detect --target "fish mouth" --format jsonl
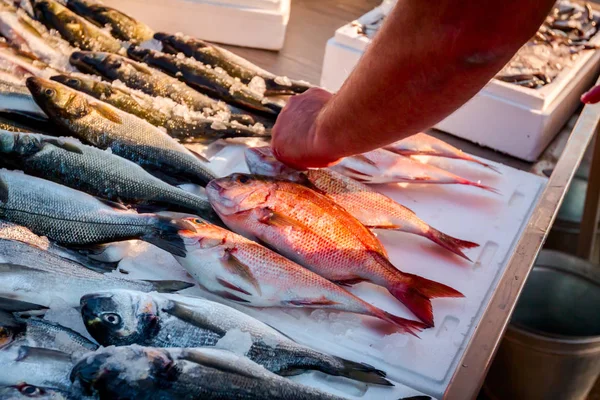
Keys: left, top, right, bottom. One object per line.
{"left": 25, "top": 76, "right": 50, "bottom": 99}
{"left": 69, "top": 51, "right": 107, "bottom": 73}
{"left": 126, "top": 46, "right": 150, "bottom": 62}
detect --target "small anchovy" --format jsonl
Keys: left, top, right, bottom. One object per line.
{"left": 71, "top": 345, "right": 357, "bottom": 400}
{"left": 79, "top": 289, "right": 392, "bottom": 385}
{"left": 26, "top": 77, "right": 219, "bottom": 187}
{"left": 0, "top": 384, "right": 72, "bottom": 400}
{"left": 127, "top": 46, "right": 283, "bottom": 117}
{"left": 155, "top": 32, "right": 313, "bottom": 96}
{"left": 32, "top": 0, "right": 122, "bottom": 53}
{"left": 66, "top": 0, "right": 154, "bottom": 44}
{"left": 0, "top": 130, "right": 217, "bottom": 219}
{"left": 51, "top": 74, "right": 269, "bottom": 143}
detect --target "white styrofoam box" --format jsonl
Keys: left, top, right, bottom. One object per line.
{"left": 102, "top": 0, "right": 290, "bottom": 50}
{"left": 320, "top": 5, "right": 600, "bottom": 161}
{"left": 107, "top": 138, "right": 545, "bottom": 399}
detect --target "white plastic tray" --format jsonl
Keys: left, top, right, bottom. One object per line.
{"left": 321, "top": 4, "right": 600, "bottom": 161}
{"left": 101, "top": 0, "right": 290, "bottom": 50}
{"left": 96, "top": 139, "right": 546, "bottom": 399}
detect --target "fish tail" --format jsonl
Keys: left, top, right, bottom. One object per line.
{"left": 388, "top": 273, "right": 464, "bottom": 327}
{"left": 424, "top": 227, "right": 479, "bottom": 261}
{"left": 143, "top": 216, "right": 190, "bottom": 257}
{"left": 473, "top": 159, "right": 502, "bottom": 174}
{"left": 365, "top": 301, "right": 427, "bottom": 336}
{"left": 326, "top": 357, "right": 394, "bottom": 386}
{"left": 462, "top": 179, "right": 500, "bottom": 195}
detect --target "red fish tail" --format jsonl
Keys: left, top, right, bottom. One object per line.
{"left": 473, "top": 159, "right": 502, "bottom": 174}
{"left": 367, "top": 304, "right": 427, "bottom": 336}
{"left": 424, "top": 227, "right": 479, "bottom": 261}
{"left": 460, "top": 178, "right": 500, "bottom": 195}
{"left": 388, "top": 273, "right": 464, "bottom": 327}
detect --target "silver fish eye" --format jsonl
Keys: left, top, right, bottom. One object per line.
{"left": 44, "top": 88, "right": 55, "bottom": 97}
{"left": 102, "top": 313, "right": 121, "bottom": 326}
{"left": 19, "top": 385, "right": 42, "bottom": 396}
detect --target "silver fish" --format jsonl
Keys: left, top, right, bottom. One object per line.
{"left": 26, "top": 77, "right": 218, "bottom": 186}
{"left": 71, "top": 345, "right": 352, "bottom": 400}
{"left": 0, "top": 75, "right": 46, "bottom": 119}
{"left": 79, "top": 289, "right": 391, "bottom": 385}
{"left": 0, "top": 131, "right": 216, "bottom": 219}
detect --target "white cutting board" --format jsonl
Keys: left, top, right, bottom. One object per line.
{"left": 109, "top": 140, "right": 546, "bottom": 399}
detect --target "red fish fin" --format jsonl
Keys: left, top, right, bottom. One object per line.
{"left": 221, "top": 248, "right": 262, "bottom": 295}
{"left": 188, "top": 148, "right": 209, "bottom": 162}
{"left": 380, "top": 311, "right": 428, "bottom": 337}
{"left": 424, "top": 228, "right": 479, "bottom": 261}
{"left": 333, "top": 278, "right": 366, "bottom": 287}
{"left": 388, "top": 273, "right": 464, "bottom": 327}
{"left": 336, "top": 166, "right": 372, "bottom": 182}
{"left": 258, "top": 207, "right": 306, "bottom": 230}
{"left": 214, "top": 289, "right": 251, "bottom": 303}
{"left": 286, "top": 298, "right": 339, "bottom": 306}
{"left": 216, "top": 278, "right": 252, "bottom": 296}
{"left": 459, "top": 178, "right": 500, "bottom": 194}
{"left": 353, "top": 154, "right": 377, "bottom": 166}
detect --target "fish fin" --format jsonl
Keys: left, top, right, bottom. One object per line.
{"left": 0, "top": 175, "right": 8, "bottom": 204}
{"left": 216, "top": 277, "right": 252, "bottom": 296}
{"left": 326, "top": 358, "right": 393, "bottom": 386}
{"left": 220, "top": 249, "right": 261, "bottom": 295}
{"left": 400, "top": 397, "right": 432, "bottom": 400}
{"left": 142, "top": 167, "right": 190, "bottom": 186}
{"left": 143, "top": 280, "right": 194, "bottom": 293}
{"left": 142, "top": 216, "right": 189, "bottom": 258}
{"left": 0, "top": 296, "right": 47, "bottom": 312}
{"left": 285, "top": 298, "right": 339, "bottom": 306}
{"left": 163, "top": 300, "right": 227, "bottom": 335}
{"left": 90, "top": 102, "right": 122, "bottom": 124}
{"left": 0, "top": 263, "right": 46, "bottom": 274}
{"left": 213, "top": 290, "right": 251, "bottom": 303}
{"left": 424, "top": 228, "right": 479, "bottom": 261}
{"left": 132, "top": 203, "right": 171, "bottom": 214}
{"left": 179, "top": 349, "right": 262, "bottom": 379}
{"left": 336, "top": 165, "right": 372, "bottom": 181}
{"left": 388, "top": 273, "right": 463, "bottom": 327}
{"left": 353, "top": 154, "right": 377, "bottom": 166}
{"left": 257, "top": 207, "right": 306, "bottom": 231}
{"left": 333, "top": 278, "right": 365, "bottom": 287}
{"left": 462, "top": 179, "right": 500, "bottom": 194}
{"left": 44, "top": 139, "right": 84, "bottom": 154}
{"left": 16, "top": 346, "right": 72, "bottom": 363}
{"left": 188, "top": 148, "right": 209, "bottom": 163}
{"left": 95, "top": 197, "right": 130, "bottom": 211}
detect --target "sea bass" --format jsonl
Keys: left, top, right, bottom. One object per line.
{"left": 0, "top": 168, "right": 192, "bottom": 256}
{"left": 71, "top": 345, "right": 357, "bottom": 400}
{"left": 175, "top": 218, "right": 424, "bottom": 334}
{"left": 0, "top": 384, "right": 71, "bottom": 400}
{"left": 127, "top": 46, "right": 283, "bottom": 116}
{"left": 50, "top": 74, "right": 269, "bottom": 143}
{"left": 0, "top": 73, "right": 46, "bottom": 119}
{"left": 66, "top": 0, "right": 154, "bottom": 44}
{"left": 331, "top": 149, "right": 498, "bottom": 193}
{"left": 245, "top": 147, "right": 479, "bottom": 260}
{"left": 207, "top": 175, "right": 464, "bottom": 327}
{"left": 26, "top": 77, "right": 218, "bottom": 186}
{"left": 0, "top": 131, "right": 216, "bottom": 219}
{"left": 155, "top": 32, "right": 313, "bottom": 96}
{"left": 0, "top": 42, "right": 60, "bottom": 79}
{"left": 385, "top": 133, "right": 501, "bottom": 173}
{"left": 80, "top": 289, "right": 391, "bottom": 385}
{"left": 32, "top": 0, "right": 122, "bottom": 53}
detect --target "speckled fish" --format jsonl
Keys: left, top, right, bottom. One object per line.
{"left": 26, "top": 77, "right": 218, "bottom": 186}
{"left": 155, "top": 32, "right": 313, "bottom": 96}
{"left": 0, "top": 258, "right": 191, "bottom": 310}
{"left": 32, "top": 0, "right": 122, "bottom": 53}
{"left": 0, "top": 131, "right": 216, "bottom": 219}
{"left": 0, "top": 384, "right": 71, "bottom": 400}
{"left": 51, "top": 74, "right": 269, "bottom": 143}
{"left": 66, "top": 0, "right": 154, "bottom": 44}
{"left": 332, "top": 149, "right": 499, "bottom": 193}
{"left": 245, "top": 147, "right": 479, "bottom": 260}
{"left": 0, "top": 2, "right": 74, "bottom": 71}
{"left": 0, "top": 313, "right": 97, "bottom": 356}
{"left": 80, "top": 289, "right": 392, "bottom": 385}
{"left": 71, "top": 345, "right": 358, "bottom": 400}
{"left": 175, "top": 218, "right": 425, "bottom": 334}
{"left": 127, "top": 46, "right": 283, "bottom": 116}
{"left": 384, "top": 133, "right": 501, "bottom": 173}
{"left": 0, "top": 345, "right": 73, "bottom": 391}
{"left": 0, "top": 219, "right": 117, "bottom": 275}
{"left": 207, "top": 175, "right": 464, "bottom": 327}
{"left": 0, "top": 168, "right": 193, "bottom": 256}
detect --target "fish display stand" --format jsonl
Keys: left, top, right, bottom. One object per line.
{"left": 102, "top": 0, "right": 290, "bottom": 50}
{"left": 320, "top": 2, "right": 600, "bottom": 162}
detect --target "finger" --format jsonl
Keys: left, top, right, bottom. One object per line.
{"left": 581, "top": 84, "right": 600, "bottom": 104}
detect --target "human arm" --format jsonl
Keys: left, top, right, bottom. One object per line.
{"left": 272, "top": 0, "right": 557, "bottom": 169}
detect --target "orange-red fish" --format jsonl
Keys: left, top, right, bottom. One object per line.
{"left": 175, "top": 218, "right": 426, "bottom": 335}
{"left": 385, "top": 133, "right": 500, "bottom": 173}
{"left": 332, "top": 149, "right": 499, "bottom": 193}
{"left": 245, "top": 146, "right": 479, "bottom": 261}
{"left": 206, "top": 174, "right": 464, "bottom": 327}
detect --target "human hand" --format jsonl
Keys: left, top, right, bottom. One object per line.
{"left": 582, "top": 85, "right": 600, "bottom": 104}
{"left": 271, "top": 87, "right": 341, "bottom": 170}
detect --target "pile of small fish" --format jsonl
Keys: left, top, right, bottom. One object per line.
{"left": 0, "top": 0, "right": 499, "bottom": 399}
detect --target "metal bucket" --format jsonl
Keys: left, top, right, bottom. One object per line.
{"left": 483, "top": 250, "right": 600, "bottom": 400}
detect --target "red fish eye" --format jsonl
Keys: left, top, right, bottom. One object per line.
{"left": 238, "top": 175, "right": 249, "bottom": 184}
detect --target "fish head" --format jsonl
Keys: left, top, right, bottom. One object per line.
{"left": 244, "top": 146, "right": 296, "bottom": 177}
{"left": 69, "top": 51, "right": 114, "bottom": 76}
{"left": 80, "top": 291, "right": 159, "bottom": 347}
{"left": 126, "top": 46, "right": 152, "bottom": 63}
{"left": 206, "top": 174, "right": 273, "bottom": 216}
{"left": 26, "top": 77, "right": 91, "bottom": 123}
{"left": 32, "top": 0, "right": 66, "bottom": 27}
{"left": 0, "top": 311, "right": 23, "bottom": 349}
{"left": 0, "top": 384, "right": 68, "bottom": 400}
{"left": 178, "top": 217, "right": 229, "bottom": 249}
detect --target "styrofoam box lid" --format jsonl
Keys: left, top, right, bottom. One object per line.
{"left": 334, "top": 5, "right": 600, "bottom": 112}
{"left": 180, "top": 0, "right": 283, "bottom": 11}
{"left": 110, "top": 138, "right": 546, "bottom": 399}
